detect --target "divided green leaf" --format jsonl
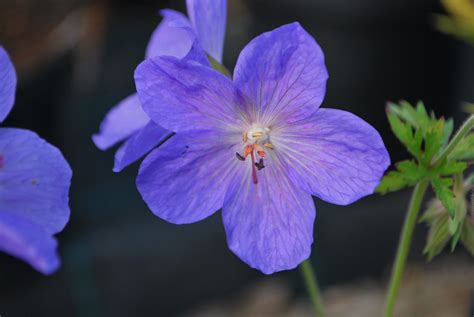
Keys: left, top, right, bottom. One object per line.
{"left": 436, "top": 161, "right": 467, "bottom": 175}
{"left": 377, "top": 160, "right": 426, "bottom": 194}
{"left": 387, "top": 110, "right": 421, "bottom": 158}
{"left": 386, "top": 101, "right": 452, "bottom": 163}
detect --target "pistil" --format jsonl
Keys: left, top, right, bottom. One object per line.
{"left": 250, "top": 151, "right": 258, "bottom": 184}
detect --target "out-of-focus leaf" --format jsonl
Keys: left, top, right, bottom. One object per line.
{"left": 434, "top": 11, "right": 474, "bottom": 45}
{"left": 423, "top": 214, "right": 450, "bottom": 261}
{"left": 421, "top": 170, "right": 474, "bottom": 259}
{"left": 420, "top": 201, "right": 443, "bottom": 223}
{"left": 449, "top": 133, "right": 474, "bottom": 160}
{"left": 464, "top": 173, "right": 474, "bottom": 185}
{"left": 432, "top": 177, "right": 456, "bottom": 216}
{"left": 451, "top": 192, "right": 468, "bottom": 249}
{"left": 462, "top": 103, "right": 474, "bottom": 114}
{"left": 442, "top": 118, "right": 454, "bottom": 147}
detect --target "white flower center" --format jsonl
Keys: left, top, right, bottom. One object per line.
{"left": 245, "top": 126, "right": 270, "bottom": 144}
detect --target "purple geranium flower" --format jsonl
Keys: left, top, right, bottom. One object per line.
{"left": 93, "top": 0, "right": 226, "bottom": 172}
{"left": 134, "top": 23, "right": 390, "bottom": 274}
{"left": 0, "top": 47, "right": 72, "bottom": 275}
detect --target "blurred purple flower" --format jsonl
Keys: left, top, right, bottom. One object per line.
{"left": 93, "top": 0, "right": 226, "bottom": 172}
{"left": 0, "top": 47, "right": 72, "bottom": 275}
{"left": 134, "top": 23, "right": 391, "bottom": 274}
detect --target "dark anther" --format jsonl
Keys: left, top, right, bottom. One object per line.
{"left": 235, "top": 152, "right": 246, "bottom": 161}
{"left": 255, "top": 158, "right": 265, "bottom": 170}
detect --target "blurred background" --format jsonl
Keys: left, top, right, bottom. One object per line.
{"left": 0, "top": 0, "right": 473, "bottom": 316}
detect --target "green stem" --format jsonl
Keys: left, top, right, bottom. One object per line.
{"left": 384, "top": 180, "right": 429, "bottom": 317}
{"left": 300, "top": 259, "right": 326, "bottom": 317}
{"left": 207, "top": 54, "right": 232, "bottom": 78}
{"left": 432, "top": 115, "right": 474, "bottom": 166}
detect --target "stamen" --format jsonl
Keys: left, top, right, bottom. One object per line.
{"left": 252, "top": 132, "right": 264, "bottom": 138}
{"left": 242, "top": 132, "right": 248, "bottom": 143}
{"left": 255, "top": 144, "right": 266, "bottom": 157}
{"left": 235, "top": 152, "right": 245, "bottom": 161}
{"left": 255, "top": 158, "right": 265, "bottom": 170}
{"left": 263, "top": 143, "right": 273, "bottom": 150}
{"left": 243, "top": 144, "right": 254, "bottom": 157}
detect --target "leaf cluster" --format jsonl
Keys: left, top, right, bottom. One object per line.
{"left": 420, "top": 175, "right": 474, "bottom": 260}
{"left": 377, "top": 101, "right": 473, "bottom": 259}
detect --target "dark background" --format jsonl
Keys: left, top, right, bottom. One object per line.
{"left": 0, "top": 0, "right": 473, "bottom": 316}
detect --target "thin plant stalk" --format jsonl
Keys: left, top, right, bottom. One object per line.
{"left": 383, "top": 180, "right": 429, "bottom": 317}
{"left": 300, "top": 259, "right": 326, "bottom": 317}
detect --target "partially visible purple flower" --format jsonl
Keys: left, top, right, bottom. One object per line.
{"left": 134, "top": 23, "right": 390, "bottom": 274}
{"left": 0, "top": 47, "right": 72, "bottom": 275}
{"left": 93, "top": 0, "right": 226, "bottom": 172}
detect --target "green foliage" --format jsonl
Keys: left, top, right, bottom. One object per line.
{"left": 385, "top": 101, "right": 452, "bottom": 164}
{"left": 462, "top": 103, "right": 474, "bottom": 114}
{"left": 448, "top": 133, "right": 474, "bottom": 160}
{"left": 421, "top": 204, "right": 450, "bottom": 261}
{"left": 377, "top": 160, "right": 425, "bottom": 194}
{"left": 431, "top": 177, "right": 456, "bottom": 216}
{"left": 434, "top": 0, "right": 474, "bottom": 45}
{"left": 380, "top": 101, "right": 474, "bottom": 261}
{"left": 435, "top": 14, "right": 474, "bottom": 45}
{"left": 421, "top": 173, "right": 474, "bottom": 260}
{"left": 378, "top": 101, "right": 460, "bottom": 195}
{"left": 436, "top": 161, "right": 467, "bottom": 175}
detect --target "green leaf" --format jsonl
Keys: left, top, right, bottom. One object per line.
{"left": 431, "top": 177, "right": 456, "bottom": 216}
{"left": 389, "top": 101, "right": 430, "bottom": 131}
{"left": 376, "top": 160, "right": 426, "bottom": 194}
{"left": 386, "top": 103, "right": 428, "bottom": 158}
{"left": 448, "top": 217, "right": 458, "bottom": 235}
{"left": 436, "top": 161, "right": 467, "bottom": 175}
{"left": 397, "top": 160, "right": 426, "bottom": 179}
{"left": 448, "top": 133, "right": 474, "bottom": 160}
{"left": 423, "top": 215, "right": 450, "bottom": 261}
{"left": 377, "top": 171, "right": 411, "bottom": 194}
{"left": 419, "top": 201, "right": 443, "bottom": 223}
{"left": 423, "top": 118, "right": 445, "bottom": 162}
{"left": 387, "top": 109, "right": 408, "bottom": 140}
{"left": 442, "top": 118, "right": 454, "bottom": 147}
